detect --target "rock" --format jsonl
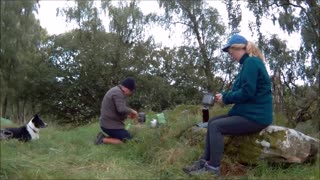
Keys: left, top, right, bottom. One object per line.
{"left": 180, "top": 125, "right": 319, "bottom": 164}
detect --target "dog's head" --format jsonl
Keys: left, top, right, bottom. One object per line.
{"left": 32, "top": 114, "right": 48, "bottom": 128}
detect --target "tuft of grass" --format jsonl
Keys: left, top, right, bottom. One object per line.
{"left": 1, "top": 105, "right": 319, "bottom": 179}
{"left": 247, "top": 160, "right": 320, "bottom": 180}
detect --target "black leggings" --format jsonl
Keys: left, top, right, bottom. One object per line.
{"left": 203, "top": 115, "right": 268, "bottom": 167}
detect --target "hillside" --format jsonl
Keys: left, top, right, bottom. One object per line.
{"left": 1, "top": 105, "right": 319, "bottom": 179}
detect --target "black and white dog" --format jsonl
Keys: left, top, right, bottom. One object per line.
{"left": 0, "top": 114, "right": 48, "bottom": 142}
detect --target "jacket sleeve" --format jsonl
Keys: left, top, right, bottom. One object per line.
{"left": 223, "top": 60, "right": 258, "bottom": 104}
{"left": 112, "top": 93, "right": 131, "bottom": 115}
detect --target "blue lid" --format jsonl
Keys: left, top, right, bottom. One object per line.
{"left": 222, "top": 34, "right": 248, "bottom": 52}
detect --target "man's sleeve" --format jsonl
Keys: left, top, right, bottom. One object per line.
{"left": 113, "top": 93, "right": 131, "bottom": 115}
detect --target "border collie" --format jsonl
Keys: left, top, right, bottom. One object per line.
{"left": 0, "top": 114, "right": 48, "bottom": 142}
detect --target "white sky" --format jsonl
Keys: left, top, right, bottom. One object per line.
{"left": 35, "top": 0, "right": 301, "bottom": 50}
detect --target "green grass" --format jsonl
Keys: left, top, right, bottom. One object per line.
{"left": 1, "top": 106, "right": 319, "bottom": 179}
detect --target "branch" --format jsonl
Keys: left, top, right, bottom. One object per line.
{"left": 272, "top": 1, "right": 319, "bottom": 38}
{"left": 280, "top": 71, "right": 299, "bottom": 99}
{"left": 165, "top": 20, "right": 193, "bottom": 27}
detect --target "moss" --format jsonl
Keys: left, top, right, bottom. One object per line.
{"left": 259, "top": 130, "right": 287, "bottom": 148}
{"left": 225, "top": 130, "right": 287, "bottom": 165}
{"left": 225, "top": 135, "right": 263, "bottom": 165}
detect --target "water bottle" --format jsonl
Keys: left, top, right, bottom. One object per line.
{"left": 202, "top": 107, "right": 209, "bottom": 123}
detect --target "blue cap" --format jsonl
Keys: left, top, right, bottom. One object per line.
{"left": 222, "top": 34, "right": 248, "bottom": 52}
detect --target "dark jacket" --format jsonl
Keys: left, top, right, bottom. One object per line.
{"left": 222, "top": 53, "right": 273, "bottom": 125}
{"left": 100, "top": 86, "right": 131, "bottom": 129}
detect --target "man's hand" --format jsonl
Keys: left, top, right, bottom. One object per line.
{"left": 128, "top": 109, "right": 138, "bottom": 120}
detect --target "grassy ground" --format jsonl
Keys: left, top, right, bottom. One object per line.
{"left": 1, "top": 105, "right": 319, "bottom": 179}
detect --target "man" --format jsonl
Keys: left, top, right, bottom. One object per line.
{"left": 95, "top": 77, "right": 138, "bottom": 145}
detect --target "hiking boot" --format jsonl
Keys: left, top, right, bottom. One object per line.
{"left": 183, "top": 159, "right": 207, "bottom": 174}
{"left": 94, "top": 132, "right": 105, "bottom": 145}
{"left": 189, "top": 163, "right": 221, "bottom": 176}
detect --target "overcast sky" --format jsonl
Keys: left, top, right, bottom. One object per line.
{"left": 35, "top": 0, "right": 301, "bottom": 50}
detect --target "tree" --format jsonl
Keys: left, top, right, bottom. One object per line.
{"left": 0, "top": 0, "right": 48, "bottom": 122}
{"left": 158, "top": 0, "right": 227, "bottom": 92}
{"left": 225, "top": 0, "right": 242, "bottom": 33}
{"left": 244, "top": 0, "right": 320, "bottom": 118}
{"left": 47, "top": 0, "right": 164, "bottom": 123}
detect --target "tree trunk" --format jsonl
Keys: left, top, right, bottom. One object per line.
{"left": 22, "top": 100, "right": 26, "bottom": 123}
{"left": 2, "top": 95, "right": 8, "bottom": 118}
{"left": 16, "top": 101, "right": 21, "bottom": 124}
{"left": 317, "top": 72, "right": 320, "bottom": 122}
{"left": 272, "top": 70, "right": 284, "bottom": 113}
{"left": 177, "top": 0, "right": 214, "bottom": 91}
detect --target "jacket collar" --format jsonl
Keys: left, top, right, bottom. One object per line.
{"left": 118, "top": 85, "right": 126, "bottom": 94}
{"left": 239, "top": 53, "right": 249, "bottom": 65}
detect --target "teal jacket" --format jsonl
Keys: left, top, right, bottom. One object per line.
{"left": 222, "top": 53, "right": 273, "bottom": 125}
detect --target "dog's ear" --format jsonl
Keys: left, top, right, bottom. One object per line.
{"left": 34, "top": 114, "right": 39, "bottom": 118}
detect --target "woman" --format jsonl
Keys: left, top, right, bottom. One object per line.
{"left": 184, "top": 34, "right": 273, "bottom": 176}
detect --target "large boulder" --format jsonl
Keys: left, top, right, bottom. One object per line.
{"left": 180, "top": 125, "right": 319, "bottom": 164}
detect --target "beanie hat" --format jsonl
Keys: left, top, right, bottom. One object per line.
{"left": 222, "top": 34, "right": 248, "bottom": 52}
{"left": 121, "top": 77, "right": 136, "bottom": 91}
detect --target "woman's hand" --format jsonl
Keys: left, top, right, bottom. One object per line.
{"left": 215, "top": 93, "right": 224, "bottom": 104}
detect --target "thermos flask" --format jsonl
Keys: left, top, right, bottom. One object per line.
{"left": 202, "top": 107, "right": 209, "bottom": 122}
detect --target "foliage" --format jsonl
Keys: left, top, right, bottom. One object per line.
{"left": 1, "top": 0, "right": 319, "bottom": 127}
{"left": 44, "top": 30, "right": 120, "bottom": 124}
{"left": 245, "top": 0, "right": 320, "bottom": 118}
{"left": 158, "top": 0, "right": 229, "bottom": 91}
{"left": 0, "top": 0, "right": 55, "bottom": 123}
{"left": 224, "top": 0, "right": 242, "bottom": 33}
